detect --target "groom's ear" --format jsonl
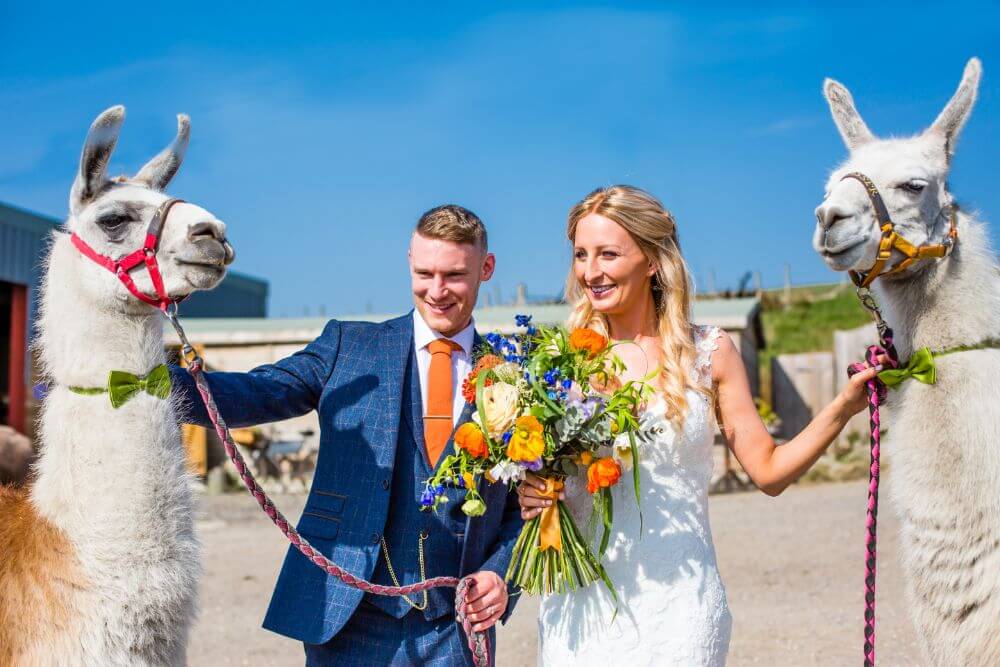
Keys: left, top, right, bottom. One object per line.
{"left": 480, "top": 252, "right": 496, "bottom": 282}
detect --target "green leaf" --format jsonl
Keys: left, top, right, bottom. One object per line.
{"left": 628, "top": 430, "right": 643, "bottom": 534}
{"left": 474, "top": 368, "right": 499, "bottom": 453}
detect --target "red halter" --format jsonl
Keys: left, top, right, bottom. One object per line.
{"left": 71, "top": 198, "right": 185, "bottom": 311}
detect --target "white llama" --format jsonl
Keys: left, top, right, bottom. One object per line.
{"left": 0, "top": 106, "right": 233, "bottom": 665}
{"left": 814, "top": 58, "right": 1000, "bottom": 665}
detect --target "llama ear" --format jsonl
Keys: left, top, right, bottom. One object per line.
{"left": 134, "top": 114, "right": 190, "bottom": 191}
{"left": 823, "top": 78, "right": 875, "bottom": 150}
{"left": 928, "top": 58, "right": 982, "bottom": 160}
{"left": 70, "top": 106, "right": 125, "bottom": 214}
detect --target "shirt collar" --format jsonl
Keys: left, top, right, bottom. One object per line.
{"left": 412, "top": 309, "right": 475, "bottom": 356}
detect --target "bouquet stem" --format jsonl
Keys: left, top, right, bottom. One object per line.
{"left": 505, "top": 500, "right": 616, "bottom": 602}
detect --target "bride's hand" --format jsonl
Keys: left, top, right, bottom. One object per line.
{"left": 516, "top": 473, "right": 565, "bottom": 520}
{"left": 837, "top": 353, "right": 889, "bottom": 416}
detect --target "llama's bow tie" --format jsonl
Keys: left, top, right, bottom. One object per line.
{"left": 877, "top": 347, "right": 936, "bottom": 389}
{"left": 69, "top": 364, "right": 172, "bottom": 408}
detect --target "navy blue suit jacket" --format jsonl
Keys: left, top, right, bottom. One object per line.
{"left": 171, "top": 313, "right": 523, "bottom": 644}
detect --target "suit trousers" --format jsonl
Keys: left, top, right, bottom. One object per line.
{"left": 303, "top": 600, "right": 483, "bottom": 666}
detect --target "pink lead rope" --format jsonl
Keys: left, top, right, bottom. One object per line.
{"left": 847, "top": 325, "right": 899, "bottom": 667}
{"left": 166, "top": 312, "right": 491, "bottom": 667}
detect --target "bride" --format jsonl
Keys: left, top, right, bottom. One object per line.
{"left": 517, "top": 185, "right": 881, "bottom": 665}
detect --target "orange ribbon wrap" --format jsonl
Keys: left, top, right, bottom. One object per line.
{"left": 538, "top": 478, "right": 565, "bottom": 552}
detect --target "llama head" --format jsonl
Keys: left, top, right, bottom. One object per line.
{"left": 813, "top": 58, "right": 981, "bottom": 277}
{"left": 67, "top": 105, "right": 234, "bottom": 311}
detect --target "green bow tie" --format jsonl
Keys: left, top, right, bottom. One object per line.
{"left": 69, "top": 364, "right": 172, "bottom": 408}
{"left": 877, "top": 347, "right": 936, "bottom": 389}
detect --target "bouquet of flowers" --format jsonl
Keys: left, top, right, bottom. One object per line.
{"left": 421, "top": 315, "right": 653, "bottom": 598}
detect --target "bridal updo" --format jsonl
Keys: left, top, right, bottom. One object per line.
{"left": 564, "top": 185, "right": 708, "bottom": 428}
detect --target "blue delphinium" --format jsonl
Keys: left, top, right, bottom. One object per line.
{"left": 420, "top": 488, "right": 435, "bottom": 507}
{"left": 485, "top": 332, "right": 504, "bottom": 354}
{"left": 515, "top": 314, "right": 532, "bottom": 327}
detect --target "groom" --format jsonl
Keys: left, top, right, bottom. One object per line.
{"left": 171, "top": 205, "right": 522, "bottom": 665}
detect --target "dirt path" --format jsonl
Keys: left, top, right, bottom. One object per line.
{"left": 191, "top": 480, "right": 919, "bottom": 665}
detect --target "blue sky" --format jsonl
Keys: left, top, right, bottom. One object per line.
{"left": 2, "top": 3, "right": 997, "bottom": 316}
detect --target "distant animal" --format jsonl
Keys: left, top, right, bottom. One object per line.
{"left": 814, "top": 58, "right": 1000, "bottom": 665}
{"left": 0, "top": 105, "right": 233, "bottom": 665}
{"left": 0, "top": 426, "right": 33, "bottom": 486}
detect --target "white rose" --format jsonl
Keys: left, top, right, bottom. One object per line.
{"left": 481, "top": 382, "right": 520, "bottom": 438}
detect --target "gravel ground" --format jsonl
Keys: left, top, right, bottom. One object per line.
{"left": 190, "top": 480, "right": 920, "bottom": 666}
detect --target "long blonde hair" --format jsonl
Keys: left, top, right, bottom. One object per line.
{"left": 565, "top": 185, "right": 707, "bottom": 427}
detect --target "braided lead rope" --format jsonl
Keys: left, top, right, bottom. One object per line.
{"left": 185, "top": 358, "right": 491, "bottom": 665}
{"left": 847, "top": 329, "right": 899, "bottom": 667}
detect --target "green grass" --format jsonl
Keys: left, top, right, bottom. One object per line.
{"left": 758, "top": 287, "right": 873, "bottom": 402}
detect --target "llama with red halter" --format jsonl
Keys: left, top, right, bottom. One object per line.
{"left": 0, "top": 106, "right": 233, "bottom": 665}
{"left": 814, "top": 58, "right": 1000, "bottom": 666}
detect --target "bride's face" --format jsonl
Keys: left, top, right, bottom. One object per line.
{"left": 572, "top": 213, "right": 655, "bottom": 317}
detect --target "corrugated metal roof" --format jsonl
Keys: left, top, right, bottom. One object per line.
{"left": 163, "top": 298, "right": 760, "bottom": 346}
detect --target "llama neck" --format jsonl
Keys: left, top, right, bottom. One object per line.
{"left": 31, "top": 235, "right": 191, "bottom": 546}
{"left": 874, "top": 213, "right": 1000, "bottom": 360}
{"left": 39, "top": 236, "right": 166, "bottom": 386}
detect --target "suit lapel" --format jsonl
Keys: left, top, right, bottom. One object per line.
{"left": 377, "top": 315, "right": 414, "bottom": 468}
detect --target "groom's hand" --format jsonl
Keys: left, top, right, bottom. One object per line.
{"left": 462, "top": 570, "right": 508, "bottom": 632}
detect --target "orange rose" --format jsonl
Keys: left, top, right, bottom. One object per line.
{"left": 454, "top": 422, "right": 488, "bottom": 459}
{"left": 587, "top": 457, "right": 622, "bottom": 494}
{"left": 461, "top": 354, "right": 503, "bottom": 404}
{"left": 569, "top": 328, "right": 608, "bottom": 358}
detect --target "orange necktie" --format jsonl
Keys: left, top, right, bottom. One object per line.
{"left": 424, "top": 338, "right": 462, "bottom": 467}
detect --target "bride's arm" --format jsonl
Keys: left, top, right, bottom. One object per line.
{"left": 713, "top": 332, "right": 881, "bottom": 496}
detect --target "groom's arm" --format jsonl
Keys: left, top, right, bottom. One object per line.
{"left": 170, "top": 319, "right": 341, "bottom": 428}
{"left": 478, "top": 486, "right": 525, "bottom": 624}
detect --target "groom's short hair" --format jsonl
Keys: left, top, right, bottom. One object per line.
{"left": 415, "top": 204, "right": 488, "bottom": 252}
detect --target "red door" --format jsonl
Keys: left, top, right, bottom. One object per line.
{"left": 1, "top": 281, "right": 27, "bottom": 433}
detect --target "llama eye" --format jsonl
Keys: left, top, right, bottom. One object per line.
{"left": 898, "top": 181, "right": 926, "bottom": 194}
{"left": 96, "top": 213, "right": 132, "bottom": 234}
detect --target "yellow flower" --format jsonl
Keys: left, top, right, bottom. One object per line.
{"left": 506, "top": 415, "right": 545, "bottom": 462}
{"left": 462, "top": 472, "right": 476, "bottom": 490}
{"left": 577, "top": 451, "right": 594, "bottom": 466}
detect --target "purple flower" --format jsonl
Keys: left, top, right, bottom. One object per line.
{"left": 522, "top": 458, "right": 544, "bottom": 472}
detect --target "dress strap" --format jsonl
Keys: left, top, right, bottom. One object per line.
{"left": 693, "top": 325, "right": 723, "bottom": 387}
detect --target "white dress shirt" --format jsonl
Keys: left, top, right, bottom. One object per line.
{"left": 412, "top": 310, "right": 475, "bottom": 427}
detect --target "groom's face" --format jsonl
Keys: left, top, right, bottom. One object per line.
{"left": 409, "top": 232, "right": 495, "bottom": 337}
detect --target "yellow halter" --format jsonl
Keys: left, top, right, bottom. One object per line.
{"left": 843, "top": 172, "right": 959, "bottom": 289}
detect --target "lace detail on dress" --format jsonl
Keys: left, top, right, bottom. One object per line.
{"left": 693, "top": 325, "right": 723, "bottom": 388}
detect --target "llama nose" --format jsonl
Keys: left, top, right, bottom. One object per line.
{"left": 815, "top": 203, "right": 851, "bottom": 229}
{"left": 187, "top": 221, "right": 224, "bottom": 242}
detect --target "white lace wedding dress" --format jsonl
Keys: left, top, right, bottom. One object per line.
{"left": 538, "top": 326, "right": 732, "bottom": 666}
